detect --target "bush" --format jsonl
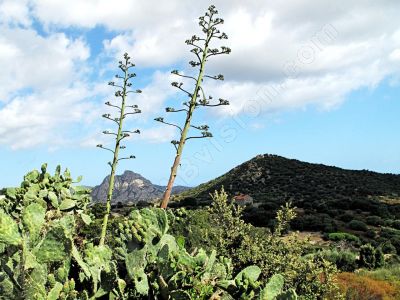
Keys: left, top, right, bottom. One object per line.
{"left": 358, "top": 244, "right": 385, "bottom": 269}
{"left": 381, "top": 242, "right": 397, "bottom": 254}
{"left": 392, "top": 220, "right": 400, "bottom": 230}
{"left": 338, "top": 213, "right": 354, "bottom": 222}
{"left": 366, "top": 215, "right": 384, "bottom": 226}
{"left": 327, "top": 232, "right": 360, "bottom": 244}
{"left": 319, "top": 249, "right": 358, "bottom": 272}
{"left": 359, "top": 244, "right": 376, "bottom": 269}
{"left": 375, "top": 247, "right": 385, "bottom": 269}
{"left": 171, "top": 189, "right": 342, "bottom": 299}
{"left": 390, "top": 236, "right": 400, "bottom": 253}
{"left": 347, "top": 220, "right": 368, "bottom": 231}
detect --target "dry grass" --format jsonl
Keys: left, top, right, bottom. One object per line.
{"left": 336, "top": 272, "right": 400, "bottom": 300}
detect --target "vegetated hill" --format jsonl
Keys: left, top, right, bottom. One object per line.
{"left": 173, "top": 154, "right": 400, "bottom": 240}
{"left": 91, "top": 170, "right": 190, "bottom": 204}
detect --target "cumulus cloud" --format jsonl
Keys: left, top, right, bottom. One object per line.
{"left": 139, "top": 126, "right": 177, "bottom": 144}
{"left": 0, "top": 26, "right": 89, "bottom": 102}
{"left": 135, "top": 71, "right": 178, "bottom": 117}
{"left": 0, "top": 84, "right": 101, "bottom": 149}
{"left": 98, "top": 0, "right": 400, "bottom": 115}
{"left": 0, "top": 0, "right": 31, "bottom": 27}
{"left": 1, "top": 0, "right": 400, "bottom": 149}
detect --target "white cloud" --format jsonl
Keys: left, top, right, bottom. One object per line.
{"left": 135, "top": 71, "right": 178, "bottom": 116}
{"left": 1, "top": 0, "right": 400, "bottom": 149}
{"left": 390, "top": 49, "right": 400, "bottom": 61}
{"left": 31, "top": 0, "right": 193, "bottom": 30}
{"left": 0, "top": 0, "right": 31, "bottom": 27}
{"left": 0, "top": 84, "right": 100, "bottom": 149}
{"left": 139, "top": 126, "right": 177, "bottom": 144}
{"left": 103, "top": 21, "right": 191, "bottom": 67}
{"left": 0, "top": 27, "right": 89, "bottom": 102}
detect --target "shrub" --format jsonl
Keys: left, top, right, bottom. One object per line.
{"left": 390, "top": 236, "right": 400, "bottom": 253}
{"left": 366, "top": 215, "right": 384, "bottom": 226}
{"left": 359, "top": 244, "right": 376, "bottom": 269}
{"left": 319, "top": 249, "right": 358, "bottom": 272}
{"left": 327, "top": 232, "right": 360, "bottom": 244}
{"left": 170, "top": 188, "right": 342, "bottom": 299}
{"left": 375, "top": 247, "right": 385, "bottom": 269}
{"left": 365, "top": 229, "right": 377, "bottom": 239}
{"left": 392, "top": 220, "right": 400, "bottom": 230}
{"left": 358, "top": 244, "right": 384, "bottom": 269}
{"left": 338, "top": 213, "right": 354, "bottom": 222}
{"left": 381, "top": 241, "right": 397, "bottom": 254}
{"left": 348, "top": 220, "right": 368, "bottom": 231}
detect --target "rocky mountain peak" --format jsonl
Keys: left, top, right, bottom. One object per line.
{"left": 91, "top": 171, "right": 190, "bottom": 204}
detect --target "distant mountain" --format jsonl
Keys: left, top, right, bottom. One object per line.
{"left": 173, "top": 154, "right": 400, "bottom": 231}
{"left": 91, "top": 171, "right": 190, "bottom": 204}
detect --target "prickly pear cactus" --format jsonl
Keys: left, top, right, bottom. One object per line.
{"left": 111, "top": 208, "right": 296, "bottom": 300}
{"left": 259, "top": 274, "right": 298, "bottom": 300}
{"left": 0, "top": 164, "right": 92, "bottom": 299}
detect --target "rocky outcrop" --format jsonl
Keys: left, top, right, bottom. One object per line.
{"left": 91, "top": 170, "right": 190, "bottom": 204}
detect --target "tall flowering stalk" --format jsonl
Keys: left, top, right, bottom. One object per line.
{"left": 155, "top": 5, "right": 231, "bottom": 209}
{"left": 97, "top": 53, "right": 142, "bottom": 245}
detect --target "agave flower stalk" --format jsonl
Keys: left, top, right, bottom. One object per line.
{"left": 155, "top": 5, "right": 231, "bottom": 208}
{"left": 97, "top": 53, "right": 142, "bottom": 245}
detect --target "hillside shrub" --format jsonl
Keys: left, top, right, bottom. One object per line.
{"left": 359, "top": 264, "right": 400, "bottom": 284}
{"left": 381, "top": 241, "right": 397, "bottom": 254}
{"left": 366, "top": 215, "right": 384, "bottom": 226}
{"left": 347, "top": 220, "right": 368, "bottom": 231}
{"left": 338, "top": 213, "right": 354, "bottom": 222}
{"left": 292, "top": 214, "right": 337, "bottom": 232}
{"left": 391, "top": 220, "right": 400, "bottom": 230}
{"left": 327, "top": 232, "right": 360, "bottom": 244}
{"left": 390, "top": 236, "right": 400, "bottom": 253}
{"left": 365, "top": 229, "right": 377, "bottom": 239}
{"left": 318, "top": 249, "right": 358, "bottom": 272}
{"left": 358, "top": 244, "right": 385, "bottom": 270}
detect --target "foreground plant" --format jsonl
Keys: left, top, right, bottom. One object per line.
{"left": 97, "top": 53, "right": 142, "bottom": 245}
{"left": 0, "top": 166, "right": 131, "bottom": 299}
{"left": 112, "top": 207, "right": 297, "bottom": 299}
{"left": 170, "top": 188, "right": 343, "bottom": 299}
{"left": 0, "top": 166, "right": 325, "bottom": 299}
{"left": 0, "top": 164, "right": 92, "bottom": 298}
{"left": 156, "top": 5, "right": 231, "bottom": 208}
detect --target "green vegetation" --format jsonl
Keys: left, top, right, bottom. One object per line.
{"left": 169, "top": 189, "right": 342, "bottom": 299}
{"left": 347, "top": 220, "right": 368, "bottom": 232}
{"left": 173, "top": 154, "right": 400, "bottom": 254}
{"left": 316, "top": 249, "right": 358, "bottom": 272}
{"left": 326, "top": 232, "right": 360, "bottom": 244}
{"left": 0, "top": 166, "right": 309, "bottom": 299}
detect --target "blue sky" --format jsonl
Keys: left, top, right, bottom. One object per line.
{"left": 1, "top": 1, "right": 400, "bottom": 188}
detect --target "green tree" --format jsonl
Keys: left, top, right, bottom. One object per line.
{"left": 156, "top": 5, "right": 231, "bottom": 208}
